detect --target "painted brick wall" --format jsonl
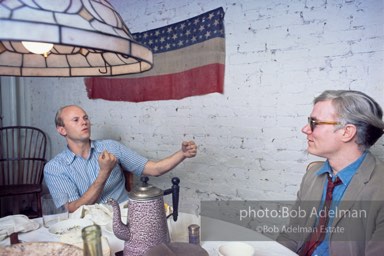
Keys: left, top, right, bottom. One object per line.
{"left": 25, "top": 0, "right": 384, "bottom": 209}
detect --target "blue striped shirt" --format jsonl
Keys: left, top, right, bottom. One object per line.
{"left": 44, "top": 140, "right": 148, "bottom": 207}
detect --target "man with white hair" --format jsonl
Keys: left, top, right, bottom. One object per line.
{"left": 278, "top": 90, "right": 384, "bottom": 256}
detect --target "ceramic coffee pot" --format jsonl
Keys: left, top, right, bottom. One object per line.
{"left": 108, "top": 176, "right": 180, "bottom": 256}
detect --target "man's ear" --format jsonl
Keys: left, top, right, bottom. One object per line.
{"left": 341, "top": 124, "right": 357, "bottom": 143}
{"left": 56, "top": 126, "right": 67, "bottom": 137}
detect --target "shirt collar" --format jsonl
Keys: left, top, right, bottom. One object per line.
{"left": 316, "top": 151, "right": 367, "bottom": 185}
{"left": 63, "top": 140, "right": 96, "bottom": 164}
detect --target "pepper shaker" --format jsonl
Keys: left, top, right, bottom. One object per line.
{"left": 188, "top": 224, "right": 200, "bottom": 245}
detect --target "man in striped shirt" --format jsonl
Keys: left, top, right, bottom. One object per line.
{"left": 44, "top": 105, "right": 197, "bottom": 213}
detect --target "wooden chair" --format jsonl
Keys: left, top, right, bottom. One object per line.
{"left": 121, "top": 165, "right": 134, "bottom": 192}
{"left": 123, "top": 171, "right": 134, "bottom": 192}
{"left": 0, "top": 126, "right": 47, "bottom": 218}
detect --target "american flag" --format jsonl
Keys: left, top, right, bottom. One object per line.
{"left": 85, "top": 7, "right": 225, "bottom": 102}
{"left": 133, "top": 8, "right": 225, "bottom": 54}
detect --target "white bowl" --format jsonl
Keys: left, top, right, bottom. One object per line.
{"left": 218, "top": 242, "right": 254, "bottom": 256}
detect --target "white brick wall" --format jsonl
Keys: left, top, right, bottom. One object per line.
{"left": 24, "top": 0, "right": 384, "bottom": 207}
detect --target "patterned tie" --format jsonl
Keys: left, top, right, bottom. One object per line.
{"left": 299, "top": 175, "right": 342, "bottom": 256}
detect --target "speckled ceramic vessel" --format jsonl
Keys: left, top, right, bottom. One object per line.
{"left": 109, "top": 198, "right": 170, "bottom": 256}
{"left": 108, "top": 177, "right": 179, "bottom": 256}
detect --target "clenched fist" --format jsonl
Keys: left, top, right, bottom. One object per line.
{"left": 181, "top": 141, "right": 197, "bottom": 158}
{"left": 98, "top": 150, "right": 117, "bottom": 175}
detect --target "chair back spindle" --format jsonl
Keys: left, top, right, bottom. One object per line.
{"left": 0, "top": 126, "right": 47, "bottom": 218}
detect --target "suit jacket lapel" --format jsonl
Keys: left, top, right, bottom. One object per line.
{"left": 302, "top": 164, "right": 328, "bottom": 228}
{"left": 332, "top": 152, "right": 375, "bottom": 227}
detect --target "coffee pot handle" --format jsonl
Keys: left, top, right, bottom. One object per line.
{"left": 163, "top": 177, "right": 180, "bottom": 221}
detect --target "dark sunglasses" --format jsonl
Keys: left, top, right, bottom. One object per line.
{"left": 308, "top": 117, "right": 341, "bottom": 131}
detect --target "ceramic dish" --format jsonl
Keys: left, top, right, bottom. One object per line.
{"left": 218, "top": 242, "right": 254, "bottom": 256}
{"left": 0, "top": 242, "right": 82, "bottom": 256}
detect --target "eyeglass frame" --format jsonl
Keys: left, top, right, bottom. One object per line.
{"left": 307, "top": 117, "right": 341, "bottom": 131}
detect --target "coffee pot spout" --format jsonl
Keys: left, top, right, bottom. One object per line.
{"left": 107, "top": 198, "right": 131, "bottom": 241}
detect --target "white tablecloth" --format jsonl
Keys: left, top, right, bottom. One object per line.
{"left": 0, "top": 214, "right": 298, "bottom": 256}
{"left": 199, "top": 216, "right": 298, "bottom": 255}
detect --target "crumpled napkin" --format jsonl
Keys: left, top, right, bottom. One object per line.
{"left": 51, "top": 203, "right": 113, "bottom": 256}
{"left": 70, "top": 202, "right": 128, "bottom": 226}
{"left": 0, "top": 214, "right": 39, "bottom": 241}
{"left": 71, "top": 203, "right": 113, "bottom": 225}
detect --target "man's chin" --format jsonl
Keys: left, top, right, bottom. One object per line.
{"left": 80, "top": 136, "right": 91, "bottom": 142}
{"left": 307, "top": 149, "right": 324, "bottom": 158}
{"left": 305, "top": 147, "right": 318, "bottom": 156}
{"left": 81, "top": 131, "right": 91, "bottom": 137}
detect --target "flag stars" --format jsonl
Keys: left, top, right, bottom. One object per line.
{"left": 131, "top": 8, "right": 224, "bottom": 53}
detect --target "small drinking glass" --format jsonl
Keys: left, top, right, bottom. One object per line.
{"left": 41, "top": 193, "right": 69, "bottom": 228}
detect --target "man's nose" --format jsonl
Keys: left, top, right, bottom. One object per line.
{"left": 302, "top": 124, "right": 311, "bottom": 134}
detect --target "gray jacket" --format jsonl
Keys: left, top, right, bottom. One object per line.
{"left": 277, "top": 152, "right": 384, "bottom": 256}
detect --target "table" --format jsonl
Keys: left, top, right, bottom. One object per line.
{"left": 200, "top": 216, "right": 298, "bottom": 255}
{"left": 0, "top": 214, "right": 298, "bottom": 256}
{"left": 0, "top": 217, "right": 124, "bottom": 255}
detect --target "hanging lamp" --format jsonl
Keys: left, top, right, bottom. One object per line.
{"left": 0, "top": 0, "right": 153, "bottom": 77}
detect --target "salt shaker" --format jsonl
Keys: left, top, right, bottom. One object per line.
{"left": 188, "top": 224, "right": 200, "bottom": 245}
{"left": 82, "top": 224, "right": 103, "bottom": 256}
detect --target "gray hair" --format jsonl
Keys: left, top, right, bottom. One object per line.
{"left": 314, "top": 90, "right": 384, "bottom": 150}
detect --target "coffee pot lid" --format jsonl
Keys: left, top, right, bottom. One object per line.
{"left": 129, "top": 176, "right": 163, "bottom": 200}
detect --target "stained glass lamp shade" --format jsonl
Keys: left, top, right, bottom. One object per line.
{"left": 0, "top": 0, "right": 153, "bottom": 77}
